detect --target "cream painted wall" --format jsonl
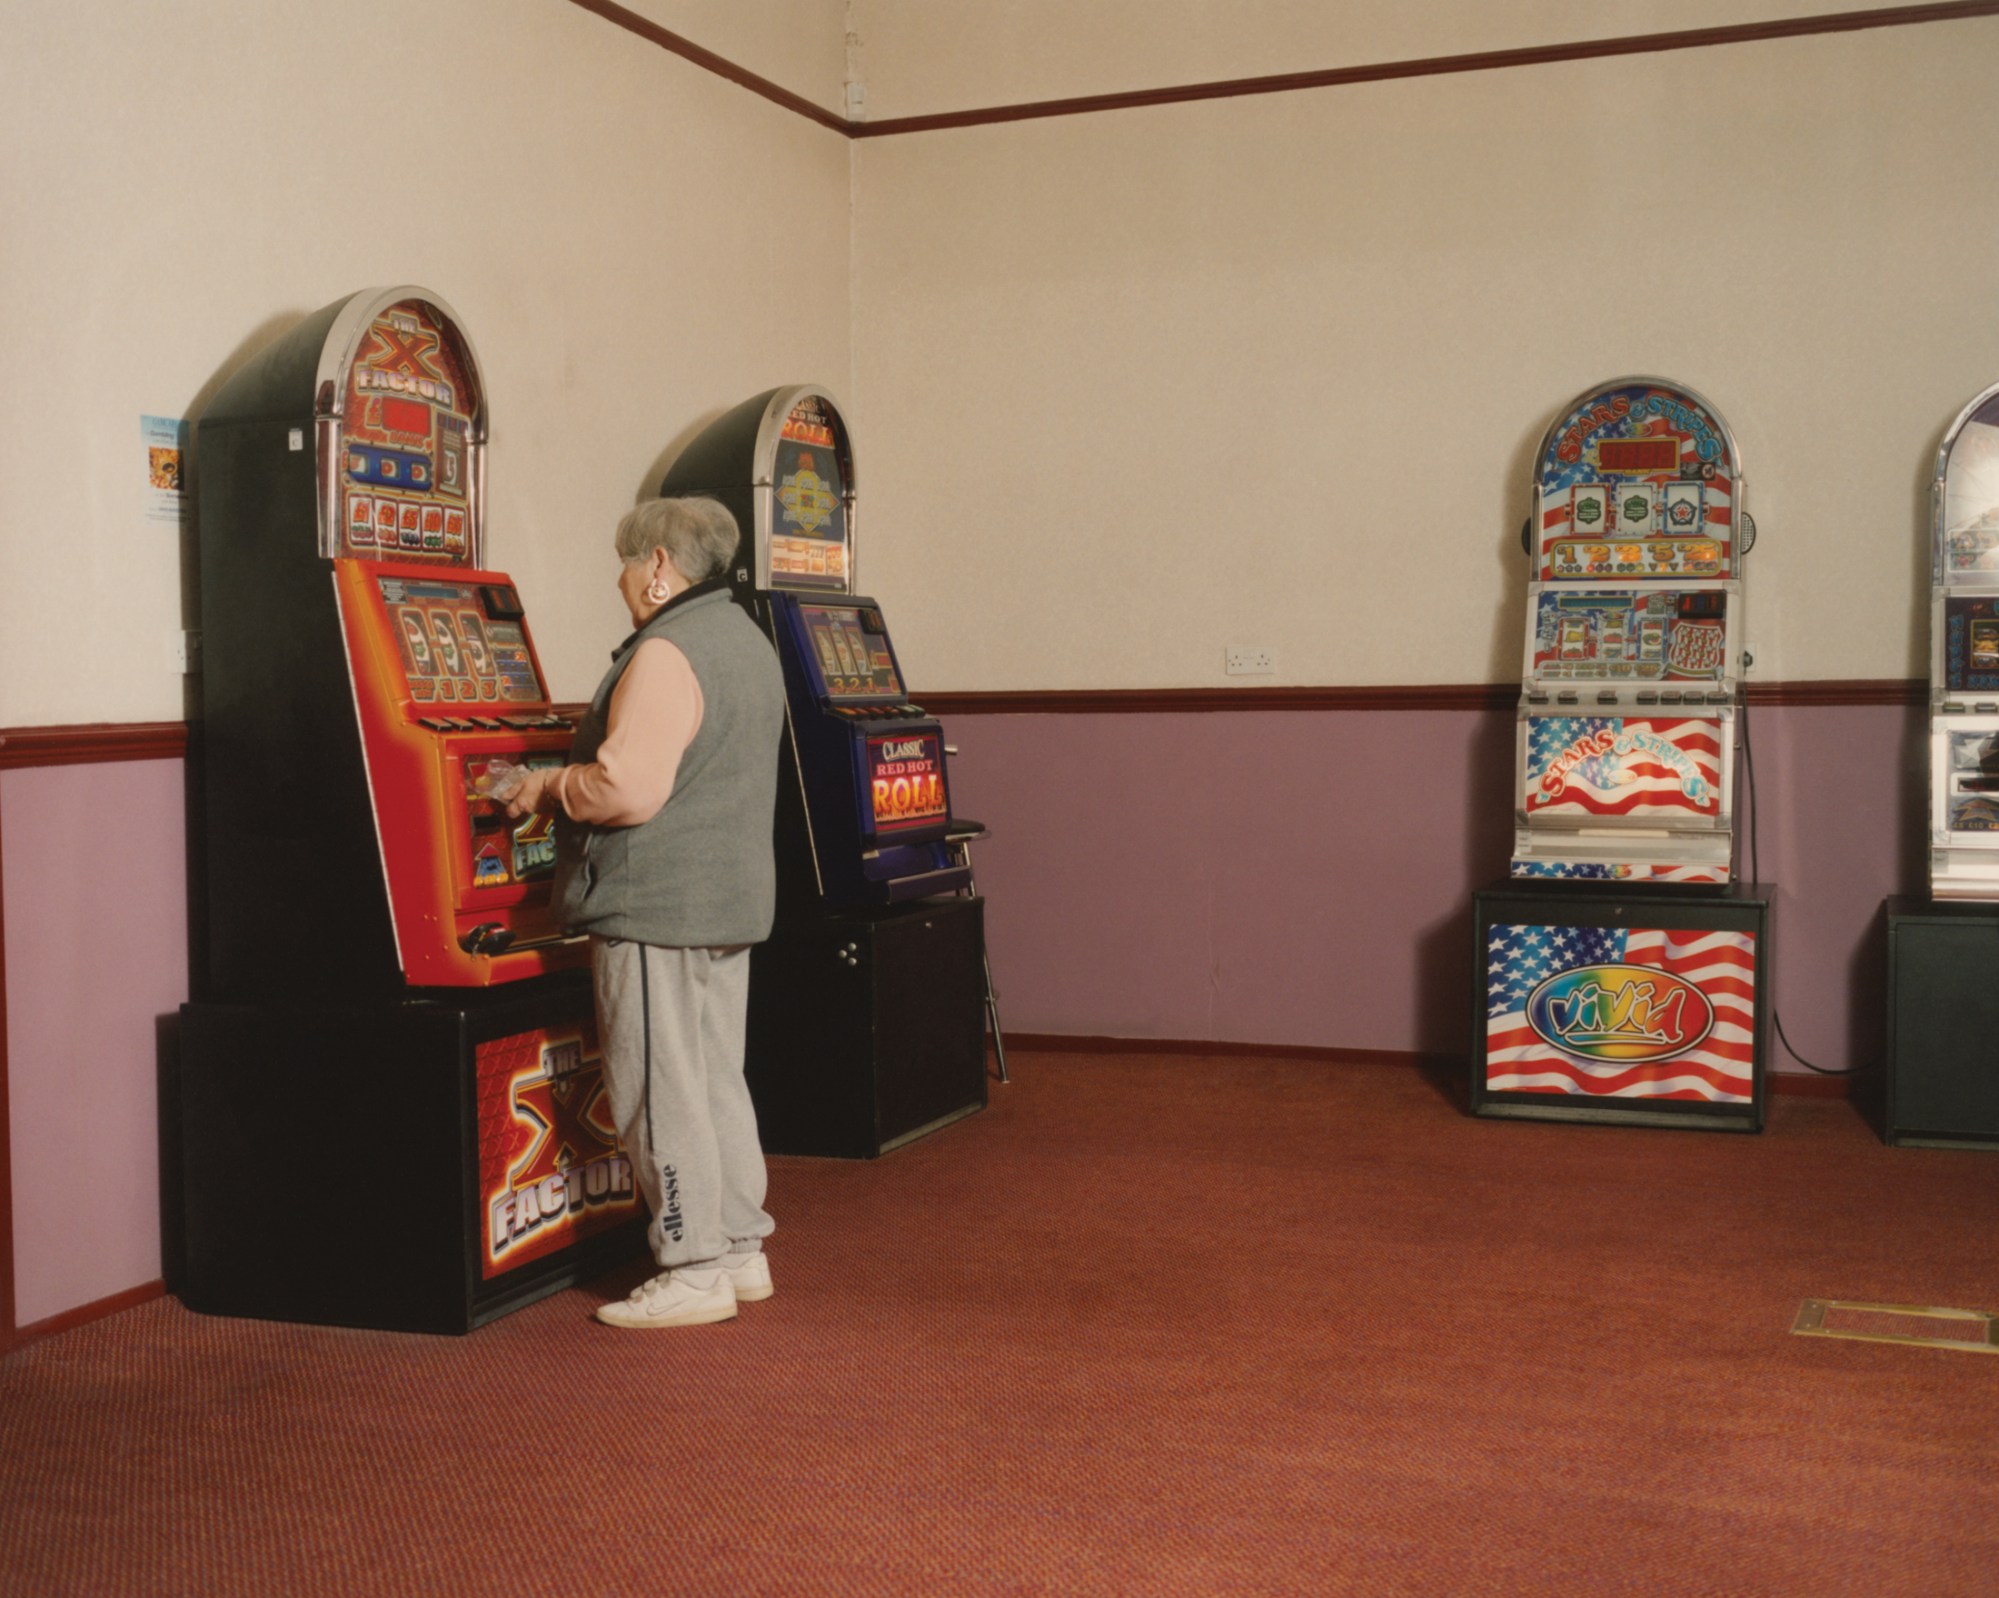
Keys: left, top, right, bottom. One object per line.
{"left": 851, "top": 20, "right": 1999, "bottom": 690}
{"left": 850, "top": 0, "right": 1943, "bottom": 121}
{"left": 614, "top": 0, "right": 850, "bottom": 115}
{"left": 0, "top": 0, "right": 851, "bottom": 726}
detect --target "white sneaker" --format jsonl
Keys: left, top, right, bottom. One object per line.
{"left": 595, "top": 1268, "right": 737, "bottom": 1329}
{"left": 719, "top": 1250, "right": 773, "bottom": 1303}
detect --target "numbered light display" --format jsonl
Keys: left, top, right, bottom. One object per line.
{"left": 1472, "top": 378, "right": 1770, "bottom": 1133}
{"left": 1928, "top": 383, "right": 1999, "bottom": 897}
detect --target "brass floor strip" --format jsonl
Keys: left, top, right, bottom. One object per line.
{"left": 1793, "top": 1298, "right": 1999, "bottom": 1354}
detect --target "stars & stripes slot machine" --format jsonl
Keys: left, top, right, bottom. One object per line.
{"left": 656, "top": 387, "right": 989, "bottom": 1156}
{"left": 1470, "top": 378, "right": 1772, "bottom": 1131}
{"left": 177, "top": 287, "right": 645, "bottom": 1332}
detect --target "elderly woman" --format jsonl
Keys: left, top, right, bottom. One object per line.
{"left": 505, "top": 496, "right": 786, "bottom": 1329}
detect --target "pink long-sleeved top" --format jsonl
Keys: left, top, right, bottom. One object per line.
{"left": 549, "top": 637, "right": 703, "bottom": 826}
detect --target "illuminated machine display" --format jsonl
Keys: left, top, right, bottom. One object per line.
{"left": 1883, "top": 382, "right": 1999, "bottom": 1146}
{"left": 1471, "top": 378, "right": 1772, "bottom": 1131}
{"left": 659, "top": 387, "right": 987, "bottom": 1156}
{"left": 178, "top": 287, "right": 642, "bottom": 1330}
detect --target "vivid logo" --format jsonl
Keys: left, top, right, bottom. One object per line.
{"left": 1525, "top": 964, "right": 1713, "bottom": 1063}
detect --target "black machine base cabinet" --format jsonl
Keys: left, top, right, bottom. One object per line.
{"left": 1470, "top": 882, "right": 1773, "bottom": 1132}
{"left": 177, "top": 972, "right": 646, "bottom": 1335}
{"left": 747, "top": 897, "right": 988, "bottom": 1158}
{"left": 1886, "top": 898, "right": 1999, "bottom": 1149}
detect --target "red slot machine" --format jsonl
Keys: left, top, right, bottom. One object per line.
{"left": 178, "top": 286, "right": 644, "bottom": 1332}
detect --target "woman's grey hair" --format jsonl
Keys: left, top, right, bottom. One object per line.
{"left": 615, "top": 496, "right": 740, "bottom": 584}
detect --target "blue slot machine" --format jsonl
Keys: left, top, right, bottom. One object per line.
{"left": 1470, "top": 378, "right": 1773, "bottom": 1133}
{"left": 176, "top": 286, "right": 646, "bottom": 1332}
{"left": 657, "top": 387, "right": 988, "bottom": 1155}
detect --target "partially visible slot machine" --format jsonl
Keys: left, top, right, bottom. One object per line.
{"left": 1883, "top": 381, "right": 1999, "bottom": 1147}
{"left": 1471, "top": 378, "right": 1772, "bottom": 1132}
{"left": 1927, "top": 382, "right": 1999, "bottom": 899}
{"left": 178, "top": 286, "right": 644, "bottom": 1332}
{"left": 658, "top": 387, "right": 988, "bottom": 1155}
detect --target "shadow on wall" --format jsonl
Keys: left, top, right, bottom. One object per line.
{"left": 1482, "top": 407, "right": 1546, "bottom": 683}
{"left": 1416, "top": 403, "right": 1542, "bottom": 1096}
{"left": 633, "top": 406, "right": 731, "bottom": 510}
{"left": 1412, "top": 703, "right": 1517, "bottom": 1089}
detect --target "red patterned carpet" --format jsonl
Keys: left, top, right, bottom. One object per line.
{"left": 3, "top": 1053, "right": 1996, "bottom": 1595}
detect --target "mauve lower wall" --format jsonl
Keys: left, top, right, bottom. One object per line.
{"left": 0, "top": 699, "right": 1921, "bottom": 1325}
{"left": 940, "top": 700, "right": 1922, "bottom": 1073}
{"left": 3, "top": 762, "right": 187, "bottom": 1327}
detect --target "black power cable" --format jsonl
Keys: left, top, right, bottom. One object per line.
{"left": 1738, "top": 691, "right": 1873, "bottom": 1076}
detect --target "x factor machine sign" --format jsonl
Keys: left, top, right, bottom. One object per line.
{"left": 356, "top": 319, "right": 446, "bottom": 383}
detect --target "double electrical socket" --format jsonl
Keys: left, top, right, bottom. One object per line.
{"left": 1225, "top": 645, "right": 1274, "bottom": 676}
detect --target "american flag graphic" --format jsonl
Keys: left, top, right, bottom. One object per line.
{"left": 1486, "top": 922, "right": 1756, "bottom": 1101}
{"left": 1510, "top": 861, "right": 1730, "bottom": 884}
{"left": 1524, "top": 715, "right": 1721, "bottom": 821}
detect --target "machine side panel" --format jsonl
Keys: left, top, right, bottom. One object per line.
{"left": 195, "top": 417, "right": 403, "bottom": 999}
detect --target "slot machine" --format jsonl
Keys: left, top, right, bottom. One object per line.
{"left": 1883, "top": 382, "right": 1999, "bottom": 1146}
{"left": 1926, "top": 381, "right": 1999, "bottom": 899}
{"left": 1471, "top": 378, "right": 1772, "bottom": 1131}
{"left": 177, "top": 286, "right": 644, "bottom": 1332}
{"left": 657, "top": 387, "right": 988, "bottom": 1156}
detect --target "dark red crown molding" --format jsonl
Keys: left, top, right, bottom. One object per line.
{"left": 564, "top": 0, "right": 849, "bottom": 132}
{"left": 566, "top": 1, "right": 1999, "bottom": 139}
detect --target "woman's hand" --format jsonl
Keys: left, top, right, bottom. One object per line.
{"left": 502, "top": 766, "right": 559, "bottom": 820}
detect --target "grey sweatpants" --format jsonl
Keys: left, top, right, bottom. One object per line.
{"left": 591, "top": 938, "right": 773, "bottom": 1271}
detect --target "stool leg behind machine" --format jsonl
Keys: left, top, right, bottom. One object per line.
{"left": 945, "top": 820, "right": 1008, "bottom": 1084}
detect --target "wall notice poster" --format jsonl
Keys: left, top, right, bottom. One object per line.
{"left": 476, "top": 1023, "right": 639, "bottom": 1279}
{"left": 142, "top": 414, "right": 186, "bottom": 526}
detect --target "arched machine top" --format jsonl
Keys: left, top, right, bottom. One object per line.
{"left": 1934, "top": 381, "right": 1999, "bottom": 584}
{"left": 659, "top": 384, "right": 856, "bottom": 596}
{"left": 315, "top": 286, "right": 486, "bottom": 566}
{"left": 1529, "top": 377, "right": 1745, "bottom": 584}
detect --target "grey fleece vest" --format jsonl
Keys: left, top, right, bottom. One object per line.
{"left": 550, "top": 583, "right": 785, "bottom": 947}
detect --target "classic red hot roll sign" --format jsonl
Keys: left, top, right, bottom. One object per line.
{"left": 867, "top": 732, "right": 948, "bottom": 833}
